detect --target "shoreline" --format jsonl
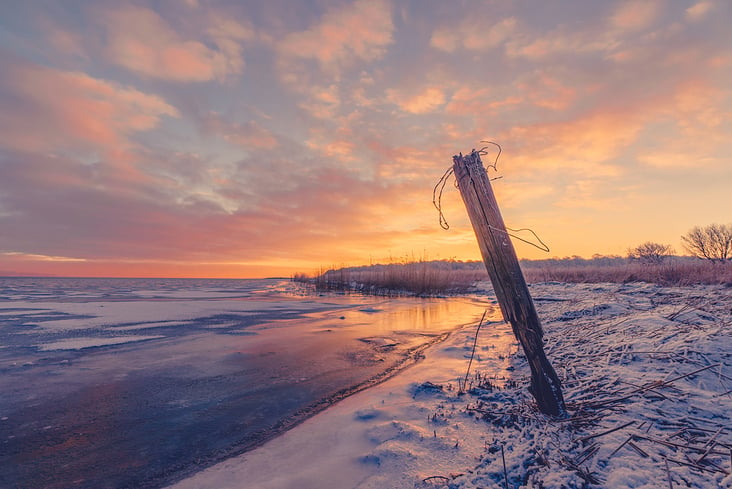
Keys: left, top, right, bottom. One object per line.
{"left": 159, "top": 330, "right": 457, "bottom": 489}
{"left": 169, "top": 282, "right": 732, "bottom": 489}
{"left": 168, "top": 317, "right": 518, "bottom": 489}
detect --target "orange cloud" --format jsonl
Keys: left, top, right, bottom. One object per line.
{"left": 298, "top": 84, "right": 342, "bottom": 119}
{"left": 503, "top": 107, "right": 645, "bottom": 171}
{"left": 686, "top": 1, "right": 714, "bottom": 21}
{"left": 307, "top": 138, "right": 358, "bottom": 164}
{"left": 278, "top": 0, "right": 394, "bottom": 73}
{"left": 670, "top": 80, "right": 728, "bottom": 129}
{"left": 499, "top": 3, "right": 664, "bottom": 62}
{"left": 519, "top": 73, "right": 577, "bottom": 111}
{"left": 446, "top": 87, "right": 522, "bottom": 115}
{"left": 637, "top": 82, "right": 731, "bottom": 169}
{"left": 387, "top": 86, "right": 446, "bottom": 114}
{"left": 0, "top": 60, "right": 178, "bottom": 155}
{"left": 610, "top": 0, "right": 662, "bottom": 31}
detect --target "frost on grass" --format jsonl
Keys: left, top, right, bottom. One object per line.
{"left": 450, "top": 282, "right": 732, "bottom": 489}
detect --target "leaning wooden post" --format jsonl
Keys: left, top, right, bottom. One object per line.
{"left": 453, "top": 150, "right": 566, "bottom": 416}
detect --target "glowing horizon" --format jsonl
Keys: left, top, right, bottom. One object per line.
{"left": 1, "top": 1, "right": 730, "bottom": 279}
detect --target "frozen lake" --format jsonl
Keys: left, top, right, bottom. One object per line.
{"left": 0, "top": 278, "right": 495, "bottom": 488}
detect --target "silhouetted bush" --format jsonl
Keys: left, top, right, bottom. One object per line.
{"left": 681, "top": 223, "right": 732, "bottom": 262}
{"left": 627, "top": 242, "right": 674, "bottom": 265}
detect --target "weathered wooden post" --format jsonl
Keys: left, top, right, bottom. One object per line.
{"left": 453, "top": 150, "right": 566, "bottom": 416}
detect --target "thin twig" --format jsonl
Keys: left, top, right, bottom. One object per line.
{"left": 695, "top": 441, "right": 718, "bottom": 465}
{"left": 634, "top": 434, "right": 728, "bottom": 455}
{"left": 575, "top": 443, "right": 600, "bottom": 466}
{"left": 665, "top": 458, "right": 673, "bottom": 489}
{"left": 626, "top": 441, "right": 649, "bottom": 458}
{"left": 667, "top": 456, "right": 728, "bottom": 474}
{"left": 422, "top": 475, "right": 450, "bottom": 483}
{"left": 609, "top": 435, "right": 634, "bottom": 459}
{"left": 587, "top": 364, "right": 720, "bottom": 408}
{"left": 578, "top": 420, "right": 635, "bottom": 443}
{"left": 461, "top": 310, "right": 487, "bottom": 392}
{"left": 501, "top": 444, "right": 509, "bottom": 489}
{"left": 704, "top": 426, "right": 724, "bottom": 449}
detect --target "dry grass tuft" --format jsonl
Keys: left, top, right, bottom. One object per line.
{"left": 293, "top": 261, "right": 486, "bottom": 296}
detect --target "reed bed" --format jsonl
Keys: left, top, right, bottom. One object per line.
{"left": 294, "top": 259, "right": 731, "bottom": 296}
{"left": 293, "top": 261, "right": 486, "bottom": 296}
{"left": 522, "top": 260, "right": 732, "bottom": 286}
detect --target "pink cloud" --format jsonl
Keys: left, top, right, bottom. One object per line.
{"left": 503, "top": 107, "right": 647, "bottom": 170}
{"left": 517, "top": 73, "right": 576, "bottom": 111}
{"left": 498, "top": 77, "right": 728, "bottom": 178}
{"left": 298, "top": 85, "right": 342, "bottom": 119}
{"left": 387, "top": 86, "right": 446, "bottom": 114}
{"left": 278, "top": 0, "right": 394, "bottom": 73}
{"left": 506, "top": 28, "right": 617, "bottom": 60}
{"left": 444, "top": 73, "right": 574, "bottom": 118}
{"left": 446, "top": 87, "right": 521, "bottom": 115}
{"left": 96, "top": 5, "right": 251, "bottom": 81}
{"left": 610, "top": 0, "right": 662, "bottom": 31}
{"left": 637, "top": 80, "right": 731, "bottom": 169}
{"left": 45, "top": 26, "right": 88, "bottom": 59}
{"left": 669, "top": 80, "right": 728, "bottom": 128}
{"left": 685, "top": 1, "right": 714, "bottom": 21}
{"left": 0, "top": 59, "right": 178, "bottom": 155}
{"left": 306, "top": 138, "right": 357, "bottom": 163}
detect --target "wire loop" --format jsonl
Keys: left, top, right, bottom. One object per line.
{"left": 433, "top": 142, "right": 550, "bottom": 253}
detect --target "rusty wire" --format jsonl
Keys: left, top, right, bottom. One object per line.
{"left": 433, "top": 142, "right": 550, "bottom": 253}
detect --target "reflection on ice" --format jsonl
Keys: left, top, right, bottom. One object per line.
{"left": 342, "top": 297, "right": 495, "bottom": 333}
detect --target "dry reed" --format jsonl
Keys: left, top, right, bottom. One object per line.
{"left": 294, "top": 258, "right": 731, "bottom": 296}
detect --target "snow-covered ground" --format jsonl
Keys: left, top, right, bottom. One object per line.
{"left": 169, "top": 282, "right": 731, "bottom": 489}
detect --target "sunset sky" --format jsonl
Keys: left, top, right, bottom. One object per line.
{"left": 0, "top": 0, "right": 730, "bottom": 278}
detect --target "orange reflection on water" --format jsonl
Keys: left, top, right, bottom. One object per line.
{"left": 339, "top": 297, "right": 500, "bottom": 334}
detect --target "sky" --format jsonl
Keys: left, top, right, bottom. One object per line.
{"left": 0, "top": 0, "right": 730, "bottom": 278}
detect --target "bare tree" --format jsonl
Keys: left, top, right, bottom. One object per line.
{"left": 681, "top": 224, "right": 732, "bottom": 263}
{"left": 627, "top": 242, "right": 674, "bottom": 265}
